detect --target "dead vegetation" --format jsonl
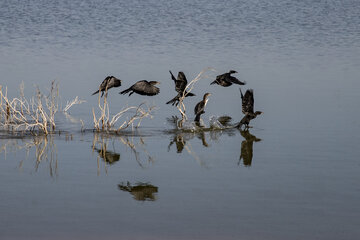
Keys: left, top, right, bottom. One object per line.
{"left": 0, "top": 81, "right": 60, "bottom": 134}
{"left": 92, "top": 86, "right": 155, "bottom": 132}
{"left": 174, "top": 68, "right": 214, "bottom": 128}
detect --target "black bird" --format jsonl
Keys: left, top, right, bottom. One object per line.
{"left": 238, "top": 88, "right": 262, "bottom": 129}
{"left": 210, "top": 70, "right": 245, "bottom": 87}
{"left": 92, "top": 76, "right": 122, "bottom": 97}
{"left": 166, "top": 71, "right": 195, "bottom": 106}
{"left": 120, "top": 80, "right": 160, "bottom": 96}
{"left": 194, "top": 93, "right": 211, "bottom": 122}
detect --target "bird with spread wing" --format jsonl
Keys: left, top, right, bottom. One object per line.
{"left": 166, "top": 71, "right": 195, "bottom": 106}
{"left": 238, "top": 88, "right": 262, "bottom": 129}
{"left": 211, "top": 70, "right": 246, "bottom": 87}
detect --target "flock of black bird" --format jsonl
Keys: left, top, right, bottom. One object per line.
{"left": 92, "top": 70, "right": 262, "bottom": 129}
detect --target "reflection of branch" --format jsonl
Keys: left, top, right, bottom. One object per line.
{"left": 119, "top": 136, "right": 144, "bottom": 168}
{"left": 0, "top": 135, "right": 58, "bottom": 177}
{"left": 184, "top": 141, "right": 209, "bottom": 168}
{"left": 92, "top": 133, "right": 155, "bottom": 171}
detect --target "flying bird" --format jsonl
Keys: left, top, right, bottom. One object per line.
{"left": 166, "top": 71, "right": 195, "bottom": 106}
{"left": 194, "top": 93, "right": 211, "bottom": 122}
{"left": 92, "top": 76, "right": 122, "bottom": 97}
{"left": 120, "top": 80, "right": 160, "bottom": 96}
{"left": 238, "top": 88, "right": 262, "bottom": 129}
{"left": 210, "top": 70, "right": 245, "bottom": 87}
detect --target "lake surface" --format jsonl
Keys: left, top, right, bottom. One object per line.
{"left": 1, "top": 0, "right": 360, "bottom": 239}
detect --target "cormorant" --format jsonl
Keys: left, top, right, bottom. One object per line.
{"left": 92, "top": 76, "right": 121, "bottom": 97}
{"left": 210, "top": 70, "right": 245, "bottom": 87}
{"left": 120, "top": 80, "right": 160, "bottom": 96}
{"left": 166, "top": 71, "right": 195, "bottom": 106}
{"left": 238, "top": 88, "right": 262, "bottom": 129}
{"left": 194, "top": 93, "right": 211, "bottom": 122}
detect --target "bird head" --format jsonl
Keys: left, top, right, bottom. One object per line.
{"left": 149, "top": 81, "right": 160, "bottom": 85}
{"left": 178, "top": 72, "right": 186, "bottom": 79}
{"left": 229, "top": 70, "right": 238, "bottom": 74}
{"left": 111, "top": 76, "right": 121, "bottom": 81}
{"left": 203, "top": 92, "right": 211, "bottom": 100}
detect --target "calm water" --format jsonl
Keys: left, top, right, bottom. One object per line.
{"left": 1, "top": 0, "right": 360, "bottom": 239}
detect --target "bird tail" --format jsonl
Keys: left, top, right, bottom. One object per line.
{"left": 120, "top": 88, "right": 131, "bottom": 95}
{"left": 166, "top": 96, "right": 179, "bottom": 106}
{"left": 194, "top": 114, "right": 201, "bottom": 122}
{"left": 234, "top": 80, "right": 246, "bottom": 85}
{"left": 92, "top": 90, "right": 99, "bottom": 96}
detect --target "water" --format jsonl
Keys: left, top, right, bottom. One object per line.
{"left": 1, "top": 0, "right": 360, "bottom": 239}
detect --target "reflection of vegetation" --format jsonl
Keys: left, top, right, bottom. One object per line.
{"left": 166, "top": 115, "right": 240, "bottom": 167}
{"left": 239, "top": 130, "right": 261, "bottom": 166}
{"left": 0, "top": 135, "right": 58, "bottom": 176}
{"left": 118, "top": 182, "right": 158, "bottom": 201}
{"left": 217, "top": 116, "right": 233, "bottom": 126}
{"left": 92, "top": 132, "right": 154, "bottom": 174}
{"left": 168, "top": 131, "right": 209, "bottom": 153}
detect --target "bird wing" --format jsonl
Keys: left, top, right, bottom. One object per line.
{"left": 169, "top": 71, "right": 177, "bottom": 82}
{"left": 194, "top": 101, "right": 205, "bottom": 115}
{"left": 177, "top": 72, "right": 188, "bottom": 84}
{"left": 228, "top": 76, "right": 245, "bottom": 85}
{"left": 132, "top": 80, "right": 160, "bottom": 96}
{"left": 242, "top": 89, "right": 254, "bottom": 114}
{"left": 216, "top": 73, "right": 226, "bottom": 81}
{"left": 99, "top": 76, "right": 111, "bottom": 90}
{"left": 175, "top": 72, "right": 187, "bottom": 93}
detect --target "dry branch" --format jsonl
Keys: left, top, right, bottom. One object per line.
{"left": 0, "top": 81, "right": 60, "bottom": 134}
{"left": 175, "top": 68, "right": 214, "bottom": 127}
{"left": 92, "top": 89, "right": 155, "bottom": 132}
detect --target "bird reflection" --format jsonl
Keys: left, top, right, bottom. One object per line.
{"left": 217, "top": 115, "right": 233, "bottom": 126}
{"left": 238, "top": 130, "right": 261, "bottom": 166}
{"left": 168, "top": 133, "right": 186, "bottom": 153}
{"left": 92, "top": 132, "right": 154, "bottom": 175}
{"left": 118, "top": 182, "right": 158, "bottom": 201}
{"left": 94, "top": 144, "right": 120, "bottom": 165}
{"left": 168, "top": 131, "right": 209, "bottom": 153}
